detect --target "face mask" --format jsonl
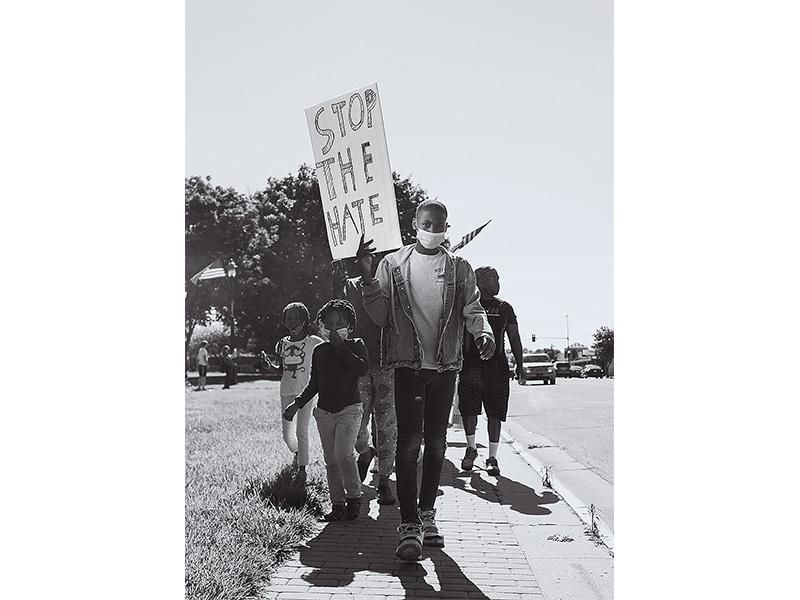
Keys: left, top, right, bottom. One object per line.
{"left": 319, "top": 325, "right": 349, "bottom": 340}
{"left": 416, "top": 228, "right": 446, "bottom": 249}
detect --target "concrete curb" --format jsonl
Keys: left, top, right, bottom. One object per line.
{"left": 497, "top": 423, "right": 615, "bottom": 553}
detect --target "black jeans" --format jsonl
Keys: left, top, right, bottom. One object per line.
{"left": 394, "top": 367, "right": 457, "bottom": 523}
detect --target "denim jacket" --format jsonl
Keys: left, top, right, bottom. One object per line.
{"left": 361, "top": 244, "right": 494, "bottom": 372}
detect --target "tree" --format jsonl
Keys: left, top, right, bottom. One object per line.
{"left": 193, "top": 167, "right": 433, "bottom": 358}
{"left": 592, "top": 326, "right": 614, "bottom": 374}
{"left": 535, "top": 348, "right": 561, "bottom": 361}
{"left": 185, "top": 176, "right": 263, "bottom": 355}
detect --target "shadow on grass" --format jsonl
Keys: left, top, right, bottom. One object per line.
{"left": 244, "top": 464, "right": 328, "bottom": 517}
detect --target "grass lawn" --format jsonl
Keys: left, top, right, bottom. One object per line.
{"left": 185, "top": 380, "right": 330, "bottom": 600}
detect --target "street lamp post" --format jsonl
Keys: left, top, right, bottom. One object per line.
{"left": 225, "top": 261, "right": 237, "bottom": 385}
{"left": 225, "top": 261, "right": 237, "bottom": 349}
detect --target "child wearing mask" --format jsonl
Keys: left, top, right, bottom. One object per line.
{"left": 357, "top": 200, "right": 495, "bottom": 560}
{"left": 283, "top": 299, "right": 369, "bottom": 521}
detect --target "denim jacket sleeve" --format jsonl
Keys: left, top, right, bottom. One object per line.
{"left": 460, "top": 258, "right": 494, "bottom": 342}
{"left": 361, "top": 257, "right": 391, "bottom": 328}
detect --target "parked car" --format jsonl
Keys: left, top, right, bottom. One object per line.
{"left": 581, "top": 365, "right": 604, "bottom": 378}
{"left": 520, "top": 353, "right": 556, "bottom": 385}
{"left": 569, "top": 365, "right": 584, "bottom": 378}
{"left": 554, "top": 361, "right": 572, "bottom": 378}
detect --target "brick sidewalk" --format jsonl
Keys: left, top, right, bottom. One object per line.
{"left": 264, "top": 425, "right": 611, "bottom": 600}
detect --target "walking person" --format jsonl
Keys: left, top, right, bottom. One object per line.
{"left": 283, "top": 299, "right": 369, "bottom": 521}
{"left": 358, "top": 200, "right": 495, "bottom": 561}
{"left": 196, "top": 340, "right": 209, "bottom": 391}
{"left": 458, "top": 267, "right": 525, "bottom": 476}
{"left": 333, "top": 259, "right": 398, "bottom": 505}
{"left": 221, "top": 345, "right": 235, "bottom": 389}
{"left": 273, "top": 302, "right": 324, "bottom": 474}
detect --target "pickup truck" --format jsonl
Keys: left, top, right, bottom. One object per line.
{"left": 520, "top": 353, "right": 556, "bottom": 385}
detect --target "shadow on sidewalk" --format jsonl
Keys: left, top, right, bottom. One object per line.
{"left": 295, "top": 485, "right": 491, "bottom": 599}
{"left": 440, "top": 458, "right": 559, "bottom": 516}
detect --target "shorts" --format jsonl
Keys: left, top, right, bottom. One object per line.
{"left": 457, "top": 359, "right": 510, "bottom": 420}
{"left": 198, "top": 365, "right": 208, "bottom": 377}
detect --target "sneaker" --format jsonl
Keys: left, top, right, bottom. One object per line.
{"left": 322, "top": 505, "right": 346, "bottom": 522}
{"left": 357, "top": 447, "right": 377, "bottom": 482}
{"left": 395, "top": 522, "right": 423, "bottom": 561}
{"left": 485, "top": 456, "right": 500, "bottom": 476}
{"left": 345, "top": 497, "right": 362, "bottom": 520}
{"left": 461, "top": 446, "right": 478, "bottom": 471}
{"left": 419, "top": 509, "right": 445, "bottom": 547}
{"left": 377, "top": 478, "right": 396, "bottom": 505}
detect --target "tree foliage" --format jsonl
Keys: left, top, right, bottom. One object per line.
{"left": 592, "top": 326, "right": 614, "bottom": 372}
{"left": 185, "top": 167, "right": 431, "bottom": 357}
{"left": 535, "top": 348, "right": 562, "bottom": 361}
{"left": 185, "top": 176, "right": 263, "bottom": 351}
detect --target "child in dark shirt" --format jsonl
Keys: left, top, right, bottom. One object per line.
{"left": 283, "top": 299, "right": 369, "bottom": 521}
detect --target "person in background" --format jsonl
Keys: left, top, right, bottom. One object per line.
{"left": 458, "top": 266, "right": 525, "bottom": 477}
{"left": 221, "top": 345, "right": 235, "bottom": 390}
{"left": 284, "top": 299, "right": 369, "bottom": 521}
{"left": 231, "top": 347, "right": 239, "bottom": 385}
{"left": 196, "top": 340, "right": 209, "bottom": 391}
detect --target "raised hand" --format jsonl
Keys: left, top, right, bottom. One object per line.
{"left": 331, "top": 261, "right": 349, "bottom": 298}
{"left": 356, "top": 232, "right": 377, "bottom": 282}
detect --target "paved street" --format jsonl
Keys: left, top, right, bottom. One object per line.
{"left": 507, "top": 378, "right": 614, "bottom": 484}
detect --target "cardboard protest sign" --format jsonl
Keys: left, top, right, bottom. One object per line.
{"left": 305, "top": 83, "right": 402, "bottom": 261}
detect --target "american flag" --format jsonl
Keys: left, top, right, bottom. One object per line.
{"left": 190, "top": 259, "right": 232, "bottom": 285}
{"left": 451, "top": 220, "right": 491, "bottom": 253}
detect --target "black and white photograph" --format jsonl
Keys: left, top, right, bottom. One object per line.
{"left": 185, "top": 1, "right": 612, "bottom": 598}
{"left": 5, "top": 1, "right": 799, "bottom": 600}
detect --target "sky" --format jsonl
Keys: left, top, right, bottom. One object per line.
{"left": 186, "top": 0, "right": 612, "bottom": 352}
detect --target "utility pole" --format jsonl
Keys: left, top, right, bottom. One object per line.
{"left": 564, "top": 314, "right": 570, "bottom": 362}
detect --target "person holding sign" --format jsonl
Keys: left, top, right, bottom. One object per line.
{"left": 358, "top": 200, "right": 495, "bottom": 562}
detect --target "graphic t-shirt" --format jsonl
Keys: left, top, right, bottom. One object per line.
{"left": 196, "top": 347, "right": 208, "bottom": 367}
{"left": 464, "top": 295, "right": 517, "bottom": 368}
{"left": 408, "top": 248, "right": 447, "bottom": 369}
{"left": 276, "top": 335, "right": 324, "bottom": 396}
